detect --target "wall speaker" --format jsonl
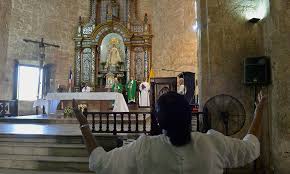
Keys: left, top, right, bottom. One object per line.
{"left": 244, "top": 57, "right": 271, "bottom": 85}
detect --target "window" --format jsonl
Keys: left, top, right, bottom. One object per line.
{"left": 17, "top": 65, "right": 43, "bottom": 101}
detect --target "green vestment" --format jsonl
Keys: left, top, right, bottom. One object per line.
{"left": 126, "top": 80, "right": 137, "bottom": 103}
{"left": 112, "top": 83, "right": 123, "bottom": 93}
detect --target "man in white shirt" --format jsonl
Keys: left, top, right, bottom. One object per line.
{"left": 177, "top": 77, "right": 186, "bottom": 95}
{"left": 82, "top": 82, "right": 91, "bottom": 92}
{"left": 73, "top": 91, "right": 266, "bottom": 174}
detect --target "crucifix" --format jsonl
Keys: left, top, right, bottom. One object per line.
{"left": 23, "top": 38, "right": 60, "bottom": 99}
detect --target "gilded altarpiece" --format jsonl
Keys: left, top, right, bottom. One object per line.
{"left": 73, "top": 0, "right": 152, "bottom": 91}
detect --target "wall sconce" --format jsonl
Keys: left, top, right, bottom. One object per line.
{"left": 248, "top": 18, "right": 260, "bottom": 23}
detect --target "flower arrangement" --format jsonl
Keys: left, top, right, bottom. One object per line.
{"left": 63, "top": 106, "right": 73, "bottom": 118}
{"left": 78, "top": 104, "right": 87, "bottom": 112}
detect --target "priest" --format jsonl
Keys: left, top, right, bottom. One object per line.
{"left": 177, "top": 78, "right": 186, "bottom": 95}
{"left": 111, "top": 78, "right": 123, "bottom": 93}
{"left": 82, "top": 82, "right": 91, "bottom": 92}
{"left": 126, "top": 77, "right": 137, "bottom": 103}
{"left": 139, "top": 79, "right": 150, "bottom": 107}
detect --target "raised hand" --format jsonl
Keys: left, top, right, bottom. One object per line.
{"left": 72, "top": 99, "right": 97, "bottom": 154}
{"left": 72, "top": 99, "right": 88, "bottom": 125}
{"left": 255, "top": 90, "right": 267, "bottom": 110}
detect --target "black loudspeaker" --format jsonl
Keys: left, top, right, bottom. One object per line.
{"left": 244, "top": 57, "right": 271, "bottom": 85}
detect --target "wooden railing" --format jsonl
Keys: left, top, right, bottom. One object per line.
{"left": 83, "top": 110, "right": 206, "bottom": 135}
{"left": 83, "top": 111, "right": 151, "bottom": 135}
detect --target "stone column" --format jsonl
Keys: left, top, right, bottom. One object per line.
{"left": 91, "top": 45, "right": 96, "bottom": 90}
{"left": 196, "top": 0, "right": 210, "bottom": 109}
{"left": 126, "top": 0, "right": 133, "bottom": 30}
{"left": 0, "top": 0, "right": 11, "bottom": 99}
{"left": 89, "top": 0, "right": 97, "bottom": 24}
{"left": 144, "top": 47, "right": 149, "bottom": 79}
{"left": 125, "top": 44, "right": 131, "bottom": 82}
{"left": 267, "top": 0, "right": 290, "bottom": 173}
{"left": 74, "top": 50, "right": 81, "bottom": 92}
{"left": 74, "top": 39, "right": 82, "bottom": 92}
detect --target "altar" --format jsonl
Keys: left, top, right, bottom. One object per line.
{"left": 34, "top": 92, "right": 129, "bottom": 114}
{"left": 39, "top": 0, "right": 153, "bottom": 110}
{"left": 72, "top": 0, "right": 152, "bottom": 91}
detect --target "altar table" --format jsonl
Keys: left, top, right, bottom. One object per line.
{"left": 33, "top": 92, "right": 129, "bottom": 113}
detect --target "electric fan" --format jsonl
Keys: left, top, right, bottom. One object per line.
{"left": 202, "top": 94, "right": 246, "bottom": 136}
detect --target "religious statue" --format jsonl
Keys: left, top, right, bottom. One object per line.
{"left": 112, "top": 0, "right": 120, "bottom": 19}
{"left": 112, "top": 78, "right": 123, "bottom": 93}
{"left": 106, "top": 1, "right": 113, "bottom": 21}
{"left": 144, "top": 13, "right": 148, "bottom": 24}
{"left": 139, "top": 79, "right": 150, "bottom": 107}
{"left": 126, "top": 77, "right": 137, "bottom": 103}
{"left": 105, "top": 44, "right": 122, "bottom": 70}
{"left": 144, "top": 13, "right": 149, "bottom": 32}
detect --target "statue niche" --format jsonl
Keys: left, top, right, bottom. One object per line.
{"left": 100, "top": 33, "right": 125, "bottom": 88}
{"left": 100, "top": 33, "right": 125, "bottom": 71}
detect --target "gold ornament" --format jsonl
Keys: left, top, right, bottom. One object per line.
{"left": 109, "top": 38, "right": 119, "bottom": 45}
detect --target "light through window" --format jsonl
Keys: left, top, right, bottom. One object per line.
{"left": 17, "top": 65, "right": 43, "bottom": 101}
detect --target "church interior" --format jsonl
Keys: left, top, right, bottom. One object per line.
{"left": 0, "top": 0, "right": 289, "bottom": 173}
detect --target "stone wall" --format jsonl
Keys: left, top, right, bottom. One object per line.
{"left": 265, "top": 0, "right": 290, "bottom": 173}
{"left": 198, "top": 0, "right": 290, "bottom": 172}
{"left": 0, "top": 0, "right": 12, "bottom": 97}
{"left": 198, "top": 0, "right": 265, "bottom": 132}
{"left": 151, "top": 0, "right": 197, "bottom": 77}
{"left": 0, "top": 0, "right": 89, "bottom": 114}
{"left": 198, "top": 0, "right": 269, "bottom": 171}
{"left": 137, "top": 0, "right": 152, "bottom": 23}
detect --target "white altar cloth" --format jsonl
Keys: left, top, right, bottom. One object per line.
{"left": 33, "top": 99, "right": 49, "bottom": 112}
{"left": 34, "top": 92, "right": 129, "bottom": 113}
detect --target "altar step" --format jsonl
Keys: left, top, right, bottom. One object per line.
{"left": 0, "top": 134, "right": 127, "bottom": 173}
{"left": 0, "top": 169, "right": 91, "bottom": 174}
{"left": 0, "top": 154, "right": 90, "bottom": 172}
{"left": 0, "top": 142, "right": 88, "bottom": 157}
{"left": 0, "top": 134, "right": 121, "bottom": 151}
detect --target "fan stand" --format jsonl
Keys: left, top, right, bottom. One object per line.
{"left": 221, "top": 112, "right": 229, "bottom": 174}
{"left": 203, "top": 94, "right": 247, "bottom": 174}
{"left": 221, "top": 112, "right": 229, "bottom": 136}
{"left": 254, "top": 85, "right": 258, "bottom": 111}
